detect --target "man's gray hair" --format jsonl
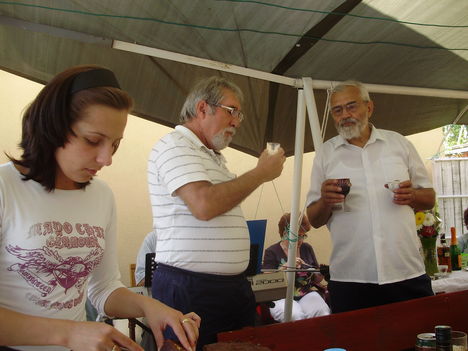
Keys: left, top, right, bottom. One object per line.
{"left": 330, "top": 80, "right": 371, "bottom": 104}
{"left": 180, "top": 76, "right": 244, "bottom": 123}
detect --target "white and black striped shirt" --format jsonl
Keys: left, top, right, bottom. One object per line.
{"left": 148, "top": 126, "right": 250, "bottom": 275}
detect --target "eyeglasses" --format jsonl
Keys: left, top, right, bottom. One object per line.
{"left": 210, "top": 103, "right": 245, "bottom": 122}
{"left": 330, "top": 101, "right": 365, "bottom": 117}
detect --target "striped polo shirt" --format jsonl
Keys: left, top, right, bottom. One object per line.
{"left": 148, "top": 125, "right": 250, "bottom": 275}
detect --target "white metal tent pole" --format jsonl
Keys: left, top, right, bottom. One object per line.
{"left": 303, "top": 78, "right": 324, "bottom": 152}
{"left": 284, "top": 89, "right": 307, "bottom": 322}
{"left": 282, "top": 77, "right": 323, "bottom": 322}
{"left": 113, "top": 41, "right": 468, "bottom": 100}
{"left": 283, "top": 78, "right": 323, "bottom": 322}
{"left": 113, "top": 41, "right": 301, "bottom": 88}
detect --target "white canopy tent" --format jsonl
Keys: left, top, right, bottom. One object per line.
{"left": 1, "top": 1, "right": 467, "bottom": 159}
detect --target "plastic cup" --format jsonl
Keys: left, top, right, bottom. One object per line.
{"left": 438, "top": 264, "right": 449, "bottom": 277}
{"left": 266, "top": 142, "right": 280, "bottom": 155}
{"left": 386, "top": 180, "right": 401, "bottom": 191}
{"left": 452, "top": 331, "right": 467, "bottom": 351}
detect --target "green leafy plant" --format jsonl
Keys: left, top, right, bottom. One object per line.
{"left": 442, "top": 124, "right": 468, "bottom": 153}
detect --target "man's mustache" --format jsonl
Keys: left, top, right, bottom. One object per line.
{"left": 339, "top": 118, "right": 358, "bottom": 127}
{"left": 224, "top": 127, "right": 236, "bottom": 136}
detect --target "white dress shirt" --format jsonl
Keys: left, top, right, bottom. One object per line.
{"left": 307, "top": 127, "right": 433, "bottom": 284}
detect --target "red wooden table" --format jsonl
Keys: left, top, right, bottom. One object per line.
{"left": 218, "top": 290, "right": 468, "bottom": 351}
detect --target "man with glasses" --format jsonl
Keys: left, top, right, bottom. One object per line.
{"left": 306, "top": 80, "right": 435, "bottom": 313}
{"left": 148, "top": 76, "right": 285, "bottom": 349}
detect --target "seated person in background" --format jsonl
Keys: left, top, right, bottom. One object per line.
{"left": 262, "top": 213, "right": 330, "bottom": 322}
{"left": 459, "top": 208, "right": 468, "bottom": 253}
{"left": 135, "top": 230, "right": 158, "bottom": 286}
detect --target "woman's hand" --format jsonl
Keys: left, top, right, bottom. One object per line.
{"left": 180, "top": 312, "right": 201, "bottom": 349}
{"left": 102, "top": 288, "right": 200, "bottom": 351}
{"left": 279, "top": 258, "right": 305, "bottom": 269}
{"left": 295, "top": 257, "right": 305, "bottom": 268}
{"left": 142, "top": 299, "right": 200, "bottom": 351}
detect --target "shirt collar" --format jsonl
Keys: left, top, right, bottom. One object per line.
{"left": 175, "top": 125, "right": 204, "bottom": 148}
{"left": 175, "top": 125, "right": 227, "bottom": 163}
{"left": 367, "top": 125, "right": 386, "bottom": 144}
{"left": 333, "top": 124, "right": 385, "bottom": 149}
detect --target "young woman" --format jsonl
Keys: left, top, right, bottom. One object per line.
{"left": 0, "top": 65, "right": 200, "bottom": 351}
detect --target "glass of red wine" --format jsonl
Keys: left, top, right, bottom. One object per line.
{"left": 334, "top": 178, "right": 352, "bottom": 211}
{"left": 337, "top": 178, "right": 351, "bottom": 196}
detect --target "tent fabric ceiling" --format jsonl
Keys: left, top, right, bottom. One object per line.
{"left": 0, "top": 0, "right": 467, "bottom": 157}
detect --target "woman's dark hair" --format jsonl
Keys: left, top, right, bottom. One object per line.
{"left": 9, "top": 65, "right": 133, "bottom": 191}
{"left": 464, "top": 207, "right": 468, "bottom": 227}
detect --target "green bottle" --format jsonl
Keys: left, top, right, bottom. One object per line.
{"left": 450, "top": 227, "right": 462, "bottom": 271}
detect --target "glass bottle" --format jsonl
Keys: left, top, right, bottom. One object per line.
{"left": 437, "top": 233, "right": 452, "bottom": 272}
{"left": 450, "top": 227, "right": 462, "bottom": 271}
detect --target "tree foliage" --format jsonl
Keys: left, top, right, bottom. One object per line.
{"left": 442, "top": 124, "right": 468, "bottom": 150}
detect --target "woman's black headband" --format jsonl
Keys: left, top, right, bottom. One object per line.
{"left": 70, "top": 68, "right": 121, "bottom": 95}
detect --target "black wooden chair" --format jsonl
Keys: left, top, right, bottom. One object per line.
{"left": 128, "top": 253, "right": 156, "bottom": 341}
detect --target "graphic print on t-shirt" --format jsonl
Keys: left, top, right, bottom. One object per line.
{"left": 5, "top": 220, "right": 104, "bottom": 310}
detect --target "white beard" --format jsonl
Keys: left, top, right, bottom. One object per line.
{"left": 336, "top": 117, "right": 365, "bottom": 140}
{"left": 211, "top": 127, "right": 236, "bottom": 151}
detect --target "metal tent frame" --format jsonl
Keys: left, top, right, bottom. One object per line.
{"left": 112, "top": 40, "right": 468, "bottom": 321}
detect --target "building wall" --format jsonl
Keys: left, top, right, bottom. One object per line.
{"left": 0, "top": 69, "right": 443, "bottom": 286}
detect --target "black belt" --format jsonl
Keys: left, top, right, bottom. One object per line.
{"left": 156, "top": 262, "right": 247, "bottom": 282}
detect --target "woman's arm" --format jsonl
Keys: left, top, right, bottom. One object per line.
{"left": 0, "top": 306, "right": 142, "bottom": 350}
{"left": 87, "top": 189, "right": 199, "bottom": 350}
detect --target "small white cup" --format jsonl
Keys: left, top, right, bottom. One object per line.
{"left": 452, "top": 331, "right": 467, "bottom": 350}
{"left": 386, "top": 180, "right": 401, "bottom": 191}
{"left": 438, "top": 264, "right": 448, "bottom": 273}
{"left": 266, "top": 142, "right": 280, "bottom": 155}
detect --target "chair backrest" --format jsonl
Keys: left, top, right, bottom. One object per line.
{"left": 144, "top": 252, "right": 156, "bottom": 287}
{"left": 246, "top": 219, "right": 267, "bottom": 276}
{"left": 129, "top": 263, "right": 137, "bottom": 287}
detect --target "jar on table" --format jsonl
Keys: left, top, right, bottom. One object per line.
{"left": 416, "top": 332, "right": 435, "bottom": 350}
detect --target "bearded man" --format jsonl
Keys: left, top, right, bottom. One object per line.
{"left": 147, "top": 76, "right": 285, "bottom": 350}
{"left": 306, "top": 80, "right": 435, "bottom": 314}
